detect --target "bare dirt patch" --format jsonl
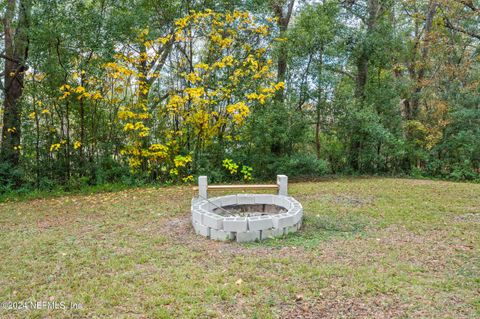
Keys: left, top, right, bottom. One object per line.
{"left": 331, "top": 194, "right": 375, "bottom": 207}
{"left": 454, "top": 213, "right": 480, "bottom": 223}
{"left": 282, "top": 294, "right": 408, "bottom": 319}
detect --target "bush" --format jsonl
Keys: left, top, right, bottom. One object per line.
{"left": 0, "top": 162, "right": 24, "bottom": 193}
{"left": 275, "top": 154, "right": 331, "bottom": 177}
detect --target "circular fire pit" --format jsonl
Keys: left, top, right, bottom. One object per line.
{"left": 191, "top": 176, "right": 303, "bottom": 242}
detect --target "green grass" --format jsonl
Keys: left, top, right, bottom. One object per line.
{"left": 0, "top": 178, "right": 479, "bottom": 318}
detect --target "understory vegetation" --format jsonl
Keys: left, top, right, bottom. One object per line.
{"left": 0, "top": 0, "right": 479, "bottom": 194}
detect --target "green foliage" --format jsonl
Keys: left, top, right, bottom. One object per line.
{"left": 275, "top": 155, "right": 331, "bottom": 177}
{"left": 240, "top": 165, "right": 253, "bottom": 181}
{"left": 222, "top": 159, "right": 253, "bottom": 181}
{"left": 1, "top": 0, "right": 479, "bottom": 194}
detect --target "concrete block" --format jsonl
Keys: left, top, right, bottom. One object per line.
{"left": 273, "top": 196, "right": 291, "bottom": 209}
{"left": 254, "top": 195, "right": 274, "bottom": 205}
{"left": 202, "top": 213, "right": 223, "bottom": 229}
{"left": 193, "top": 221, "right": 209, "bottom": 237}
{"left": 285, "top": 223, "right": 299, "bottom": 234}
{"left": 283, "top": 197, "right": 295, "bottom": 209}
{"left": 192, "top": 210, "right": 204, "bottom": 224}
{"left": 219, "top": 195, "right": 237, "bottom": 206}
{"left": 272, "top": 213, "right": 295, "bottom": 229}
{"left": 192, "top": 202, "right": 202, "bottom": 211}
{"left": 287, "top": 208, "right": 303, "bottom": 224}
{"left": 277, "top": 175, "right": 288, "bottom": 196}
{"left": 296, "top": 219, "right": 302, "bottom": 230}
{"left": 223, "top": 217, "right": 248, "bottom": 232}
{"left": 261, "top": 227, "right": 284, "bottom": 240}
{"left": 210, "top": 228, "right": 232, "bottom": 241}
{"left": 292, "top": 202, "right": 302, "bottom": 210}
{"left": 236, "top": 230, "right": 260, "bottom": 243}
{"left": 292, "top": 203, "right": 303, "bottom": 210}
{"left": 209, "top": 197, "right": 222, "bottom": 207}
{"left": 237, "top": 194, "right": 255, "bottom": 205}
{"left": 200, "top": 201, "right": 215, "bottom": 211}
{"left": 198, "top": 176, "right": 208, "bottom": 199}
{"left": 248, "top": 215, "right": 274, "bottom": 231}
{"left": 272, "top": 195, "right": 284, "bottom": 206}
{"left": 191, "top": 197, "right": 202, "bottom": 206}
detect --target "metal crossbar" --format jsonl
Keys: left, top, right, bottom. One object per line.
{"left": 197, "top": 194, "right": 235, "bottom": 217}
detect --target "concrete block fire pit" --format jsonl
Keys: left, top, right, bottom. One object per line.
{"left": 191, "top": 175, "right": 303, "bottom": 242}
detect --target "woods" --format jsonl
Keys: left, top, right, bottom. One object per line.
{"left": 0, "top": 0, "right": 479, "bottom": 192}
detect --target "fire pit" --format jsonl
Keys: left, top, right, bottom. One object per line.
{"left": 191, "top": 175, "right": 303, "bottom": 242}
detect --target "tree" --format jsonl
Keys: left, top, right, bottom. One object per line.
{"left": 270, "top": 0, "right": 295, "bottom": 102}
{"left": 1, "top": 0, "right": 30, "bottom": 169}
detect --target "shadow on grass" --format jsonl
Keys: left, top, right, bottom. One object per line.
{"left": 246, "top": 214, "right": 371, "bottom": 249}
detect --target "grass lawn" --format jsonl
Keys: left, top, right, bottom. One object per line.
{"left": 0, "top": 178, "right": 479, "bottom": 318}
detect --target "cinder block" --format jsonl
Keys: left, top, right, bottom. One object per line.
{"left": 261, "top": 227, "right": 284, "bottom": 240}
{"left": 193, "top": 221, "right": 210, "bottom": 237}
{"left": 248, "top": 215, "right": 274, "bottom": 231}
{"left": 296, "top": 219, "right": 302, "bottom": 230}
{"left": 210, "top": 229, "right": 232, "bottom": 241}
{"left": 223, "top": 217, "right": 248, "bottom": 232}
{"left": 291, "top": 206, "right": 301, "bottom": 213}
{"left": 237, "top": 194, "right": 255, "bottom": 205}
{"left": 192, "top": 209, "right": 204, "bottom": 224}
{"left": 272, "top": 213, "right": 295, "bottom": 228}
{"left": 272, "top": 196, "right": 282, "bottom": 206}
{"left": 290, "top": 199, "right": 302, "bottom": 208}
{"left": 282, "top": 197, "right": 294, "bottom": 209}
{"left": 277, "top": 175, "right": 288, "bottom": 196}
{"left": 287, "top": 208, "right": 303, "bottom": 224}
{"left": 285, "top": 223, "right": 299, "bottom": 234}
{"left": 209, "top": 197, "right": 222, "bottom": 207}
{"left": 254, "top": 195, "right": 274, "bottom": 205}
{"left": 202, "top": 213, "right": 223, "bottom": 229}
{"left": 220, "top": 195, "right": 237, "bottom": 206}
{"left": 236, "top": 230, "right": 260, "bottom": 242}
{"left": 273, "top": 195, "right": 290, "bottom": 208}
{"left": 191, "top": 197, "right": 202, "bottom": 206}
{"left": 192, "top": 202, "right": 202, "bottom": 211}
{"left": 200, "top": 201, "right": 216, "bottom": 211}
{"left": 198, "top": 176, "right": 208, "bottom": 199}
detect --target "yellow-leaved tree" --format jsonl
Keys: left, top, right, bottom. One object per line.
{"left": 109, "top": 10, "right": 283, "bottom": 181}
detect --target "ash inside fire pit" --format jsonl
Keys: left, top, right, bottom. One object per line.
{"left": 213, "top": 204, "right": 287, "bottom": 217}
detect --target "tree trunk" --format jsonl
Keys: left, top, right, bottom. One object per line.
{"left": 354, "top": 0, "right": 379, "bottom": 102}
{"left": 315, "top": 46, "right": 324, "bottom": 160}
{"left": 1, "top": 0, "right": 30, "bottom": 168}
{"left": 271, "top": 0, "right": 295, "bottom": 103}
{"left": 409, "top": 0, "right": 438, "bottom": 119}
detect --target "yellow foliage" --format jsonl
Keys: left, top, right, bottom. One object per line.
{"left": 75, "top": 86, "right": 86, "bottom": 94}
{"left": 174, "top": 155, "right": 192, "bottom": 168}
{"left": 107, "top": 9, "right": 281, "bottom": 175}
{"left": 185, "top": 72, "right": 202, "bottom": 84}
{"left": 50, "top": 143, "right": 61, "bottom": 152}
{"left": 123, "top": 123, "right": 135, "bottom": 131}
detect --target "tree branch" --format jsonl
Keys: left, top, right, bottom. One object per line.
{"left": 443, "top": 17, "right": 480, "bottom": 40}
